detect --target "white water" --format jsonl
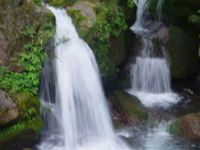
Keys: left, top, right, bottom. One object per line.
{"left": 131, "top": 0, "right": 149, "bottom": 33}
{"left": 39, "top": 6, "right": 130, "bottom": 150}
{"left": 144, "top": 122, "right": 178, "bottom": 150}
{"left": 128, "top": 0, "right": 179, "bottom": 108}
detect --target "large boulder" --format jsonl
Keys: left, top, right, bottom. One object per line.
{"left": 167, "top": 26, "right": 199, "bottom": 79}
{"left": 68, "top": 0, "right": 98, "bottom": 37}
{"left": 0, "top": 93, "right": 42, "bottom": 150}
{"left": 107, "top": 90, "right": 148, "bottom": 127}
{"left": 0, "top": 90, "right": 19, "bottom": 125}
{"left": 0, "top": 118, "right": 42, "bottom": 150}
{"left": 170, "top": 113, "right": 200, "bottom": 140}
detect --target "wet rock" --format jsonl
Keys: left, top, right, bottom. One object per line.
{"left": 167, "top": 26, "right": 199, "bottom": 79}
{"left": 170, "top": 113, "right": 200, "bottom": 140}
{"left": 107, "top": 90, "right": 148, "bottom": 127}
{"left": 0, "top": 90, "right": 19, "bottom": 125}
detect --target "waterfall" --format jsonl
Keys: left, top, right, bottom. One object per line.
{"left": 131, "top": 0, "right": 149, "bottom": 33}
{"left": 38, "top": 6, "right": 130, "bottom": 150}
{"left": 128, "top": 0, "right": 179, "bottom": 108}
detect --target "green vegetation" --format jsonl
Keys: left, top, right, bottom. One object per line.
{"left": 90, "top": 0, "right": 127, "bottom": 79}
{"left": 0, "top": 118, "right": 42, "bottom": 143}
{"left": 49, "top": 0, "right": 77, "bottom": 7}
{"left": 67, "top": 9, "right": 87, "bottom": 37}
{"left": 189, "top": 10, "right": 200, "bottom": 26}
{"left": 0, "top": 93, "right": 42, "bottom": 146}
{"left": 33, "top": 0, "right": 43, "bottom": 6}
{"left": 127, "top": 0, "right": 135, "bottom": 8}
{"left": 0, "top": 22, "right": 55, "bottom": 95}
{"left": 13, "top": 93, "right": 40, "bottom": 120}
{"left": 169, "top": 120, "right": 181, "bottom": 135}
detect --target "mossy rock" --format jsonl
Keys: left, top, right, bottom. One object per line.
{"left": 0, "top": 92, "right": 42, "bottom": 149}
{"left": 167, "top": 26, "right": 199, "bottom": 79}
{"left": 170, "top": 113, "right": 200, "bottom": 140}
{"left": 11, "top": 93, "right": 40, "bottom": 120}
{"left": 67, "top": 0, "right": 98, "bottom": 38}
{"left": 108, "top": 90, "right": 148, "bottom": 126}
{"left": 0, "top": 118, "right": 42, "bottom": 150}
{"left": 169, "top": 119, "right": 182, "bottom": 135}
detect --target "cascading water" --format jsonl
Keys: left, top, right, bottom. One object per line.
{"left": 38, "top": 6, "right": 130, "bottom": 150}
{"left": 127, "top": 0, "right": 179, "bottom": 108}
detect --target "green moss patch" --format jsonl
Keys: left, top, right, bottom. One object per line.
{"left": 48, "top": 0, "right": 77, "bottom": 7}
{"left": 169, "top": 119, "right": 182, "bottom": 135}
{"left": 0, "top": 118, "right": 42, "bottom": 150}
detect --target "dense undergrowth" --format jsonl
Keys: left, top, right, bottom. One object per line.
{"left": 90, "top": 0, "right": 127, "bottom": 79}
{"left": 0, "top": 22, "right": 55, "bottom": 95}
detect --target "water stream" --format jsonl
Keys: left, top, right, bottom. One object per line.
{"left": 38, "top": 6, "right": 130, "bottom": 150}
{"left": 127, "top": 0, "right": 179, "bottom": 108}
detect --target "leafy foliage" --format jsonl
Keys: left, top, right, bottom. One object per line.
{"left": 90, "top": 0, "right": 127, "bottom": 79}
{"left": 0, "top": 118, "right": 42, "bottom": 142}
{"left": 0, "top": 23, "right": 55, "bottom": 95}
{"left": 189, "top": 10, "right": 200, "bottom": 27}
{"left": 33, "top": 0, "right": 43, "bottom": 6}
{"left": 127, "top": 0, "right": 136, "bottom": 8}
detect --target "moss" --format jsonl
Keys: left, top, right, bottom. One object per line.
{"left": 67, "top": 9, "right": 88, "bottom": 37}
{"left": 169, "top": 119, "right": 181, "bottom": 135}
{"left": 0, "top": 118, "right": 42, "bottom": 142}
{"left": 33, "top": 0, "right": 43, "bottom": 6}
{"left": 0, "top": 93, "right": 42, "bottom": 149}
{"left": 48, "top": 0, "right": 77, "bottom": 7}
{"left": 110, "top": 91, "right": 148, "bottom": 122}
{"left": 0, "top": 118, "right": 42, "bottom": 150}
{"left": 11, "top": 93, "right": 40, "bottom": 120}
{"left": 115, "top": 91, "right": 147, "bottom": 121}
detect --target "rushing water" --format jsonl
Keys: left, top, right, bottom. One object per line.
{"left": 126, "top": 0, "right": 200, "bottom": 149}
{"left": 128, "top": 0, "right": 179, "bottom": 108}
{"left": 38, "top": 6, "right": 130, "bottom": 150}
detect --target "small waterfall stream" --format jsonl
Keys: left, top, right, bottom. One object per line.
{"left": 127, "top": 0, "right": 179, "bottom": 108}
{"left": 126, "top": 0, "right": 192, "bottom": 150}
{"left": 38, "top": 6, "right": 130, "bottom": 150}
